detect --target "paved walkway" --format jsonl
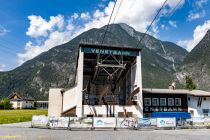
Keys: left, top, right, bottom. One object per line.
{"left": 0, "top": 121, "right": 31, "bottom": 128}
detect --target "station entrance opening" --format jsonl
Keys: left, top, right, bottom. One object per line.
{"left": 81, "top": 43, "right": 142, "bottom": 117}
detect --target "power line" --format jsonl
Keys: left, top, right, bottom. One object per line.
{"left": 0, "top": 38, "right": 23, "bottom": 51}
{"left": 101, "top": 0, "right": 118, "bottom": 44}
{"left": 0, "top": 44, "right": 18, "bottom": 56}
{"left": 136, "top": 0, "right": 168, "bottom": 48}
{"left": 167, "top": 0, "right": 183, "bottom": 17}
{"left": 112, "top": 0, "right": 124, "bottom": 23}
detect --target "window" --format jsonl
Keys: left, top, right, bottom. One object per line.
{"left": 188, "top": 97, "right": 190, "bottom": 101}
{"left": 160, "top": 98, "right": 166, "bottom": 106}
{"left": 175, "top": 98, "right": 181, "bottom": 106}
{"left": 144, "top": 98, "right": 151, "bottom": 106}
{"left": 152, "top": 98, "right": 159, "bottom": 106}
{"left": 168, "top": 98, "right": 174, "bottom": 106}
{"left": 203, "top": 109, "right": 209, "bottom": 116}
{"left": 190, "top": 110, "right": 194, "bottom": 117}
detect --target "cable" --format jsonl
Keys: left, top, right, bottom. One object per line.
{"left": 136, "top": 0, "right": 168, "bottom": 48}
{"left": 101, "top": 0, "right": 118, "bottom": 44}
{"left": 167, "top": 0, "right": 183, "bottom": 17}
{"left": 112, "top": 0, "right": 124, "bottom": 23}
{"left": 0, "top": 38, "right": 23, "bottom": 51}
{"left": 0, "top": 44, "right": 18, "bottom": 55}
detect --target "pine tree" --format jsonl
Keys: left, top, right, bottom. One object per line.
{"left": 185, "top": 76, "right": 196, "bottom": 90}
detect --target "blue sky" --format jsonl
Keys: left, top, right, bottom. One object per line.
{"left": 0, "top": 0, "right": 210, "bottom": 71}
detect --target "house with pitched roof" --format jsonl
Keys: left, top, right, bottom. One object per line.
{"left": 8, "top": 92, "right": 35, "bottom": 109}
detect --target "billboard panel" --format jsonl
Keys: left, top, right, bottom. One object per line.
{"left": 93, "top": 117, "right": 116, "bottom": 128}
{"left": 69, "top": 117, "right": 93, "bottom": 128}
{"left": 137, "top": 118, "right": 157, "bottom": 128}
{"left": 192, "top": 117, "right": 205, "bottom": 126}
{"left": 49, "top": 117, "right": 69, "bottom": 128}
{"left": 157, "top": 118, "right": 176, "bottom": 127}
{"left": 116, "top": 118, "right": 136, "bottom": 128}
{"left": 31, "top": 115, "right": 49, "bottom": 127}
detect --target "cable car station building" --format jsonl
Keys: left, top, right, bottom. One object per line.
{"left": 48, "top": 43, "right": 143, "bottom": 118}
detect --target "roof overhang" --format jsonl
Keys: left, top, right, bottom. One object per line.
{"left": 143, "top": 88, "right": 210, "bottom": 97}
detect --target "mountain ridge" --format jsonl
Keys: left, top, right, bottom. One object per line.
{"left": 0, "top": 23, "right": 188, "bottom": 99}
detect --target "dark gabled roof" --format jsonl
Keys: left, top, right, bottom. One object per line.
{"left": 8, "top": 92, "right": 22, "bottom": 100}
{"left": 8, "top": 92, "right": 35, "bottom": 101}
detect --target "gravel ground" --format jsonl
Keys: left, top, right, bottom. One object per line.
{"left": 0, "top": 127, "right": 210, "bottom": 140}
{"left": 0, "top": 121, "right": 31, "bottom": 128}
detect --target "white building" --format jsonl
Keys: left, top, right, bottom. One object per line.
{"left": 8, "top": 92, "right": 35, "bottom": 109}
{"left": 48, "top": 43, "right": 143, "bottom": 117}
{"left": 35, "top": 101, "right": 48, "bottom": 109}
{"left": 143, "top": 89, "right": 210, "bottom": 117}
{"left": 48, "top": 43, "right": 210, "bottom": 118}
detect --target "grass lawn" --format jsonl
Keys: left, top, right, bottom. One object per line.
{"left": 0, "top": 109, "right": 48, "bottom": 124}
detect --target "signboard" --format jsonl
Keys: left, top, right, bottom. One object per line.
{"left": 93, "top": 117, "right": 116, "bottom": 128}
{"left": 31, "top": 115, "right": 49, "bottom": 127}
{"left": 176, "top": 118, "right": 192, "bottom": 127}
{"left": 137, "top": 118, "right": 157, "bottom": 128}
{"left": 116, "top": 118, "right": 136, "bottom": 128}
{"left": 81, "top": 47, "right": 139, "bottom": 56}
{"left": 69, "top": 117, "right": 93, "bottom": 128}
{"left": 157, "top": 118, "right": 176, "bottom": 127}
{"left": 204, "top": 118, "right": 210, "bottom": 126}
{"left": 49, "top": 117, "right": 69, "bottom": 128}
{"left": 192, "top": 117, "right": 205, "bottom": 126}
{"left": 144, "top": 106, "right": 183, "bottom": 113}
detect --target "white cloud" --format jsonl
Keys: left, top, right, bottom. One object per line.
{"left": 187, "top": 10, "right": 205, "bottom": 21}
{"left": 18, "top": 15, "right": 75, "bottom": 64}
{"left": 71, "top": 13, "right": 79, "bottom": 20}
{"left": 80, "top": 12, "right": 91, "bottom": 20}
{"left": 195, "top": 0, "right": 207, "bottom": 8}
{"left": 18, "top": 0, "right": 185, "bottom": 65}
{"left": 0, "top": 64, "right": 6, "bottom": 71}
{"left": 26, "top": 15, "right": 64, "bottom": 38}
{"left": 168, "top": 20, "right": 177, "bottom": 28}
{"left": 187, "top": 0, "right": 207, "bottom": 22}
{"left": 177, "top": 20, "right": 210, "bottom": 51}
{"left": 0, "top": 26, "right": 9, "bottom": 36}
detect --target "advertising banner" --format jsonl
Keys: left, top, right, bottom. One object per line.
{"left": 192, "top": 117, "right": 205, "bottom": 126}
{"left": 137, "top": 118, "right": 157, "bottom": 128}
{"left": 93, "top": 117, "right": 116, "bottom": 128}
{"left": 176, "top": 118, "right": 193, "bottom": 127}
{"left": 69, "top": 117, "right": 93, "bottom": 128}
{"left": 204, "top": 118, "right": 210, "bottom": 126}
{"left": 31, "top": 115, "right": 49, "bottom": 127}
{"left": 157, "top": 118, "right": 176, "bottom": 127}
{"left": 116, "top": 118, "right": 136, "bottom": 128}
{"left": 49, "top": 117, "right": 69, "bottom": 128}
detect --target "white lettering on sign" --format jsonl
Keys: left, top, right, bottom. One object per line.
{"left": 89, "top": 48, "right": 131, "bottom": 56}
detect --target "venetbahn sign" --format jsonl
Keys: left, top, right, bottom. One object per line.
{"left": 81, "top": 47, "right": 139, "bottom": 56}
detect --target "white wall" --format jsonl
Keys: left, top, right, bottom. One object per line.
{"left": 21, "top": 101, "right": 34, "bottom": 108}
{"left": 131, "top": 53, "right": 143, "bottom": 118}
{"left": 48, "top": 88, "right": 63, "bottom": 116}
{"left": 10, "top": 101, "right": 34, "bottom": 109}
{"left": 10, "top": 101, "right": 19, "bottom": 109}
{"left": 63, "top": 86, "right": 78, "bottom": 112}
{"left": 83, "top": 105, "right": 142, "bottom": 117}
{"left": 188, "top": 95, "right": 210, "bottom": 117}
{"left": 74, "top": 49, "right": 84, "bottom": 117}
